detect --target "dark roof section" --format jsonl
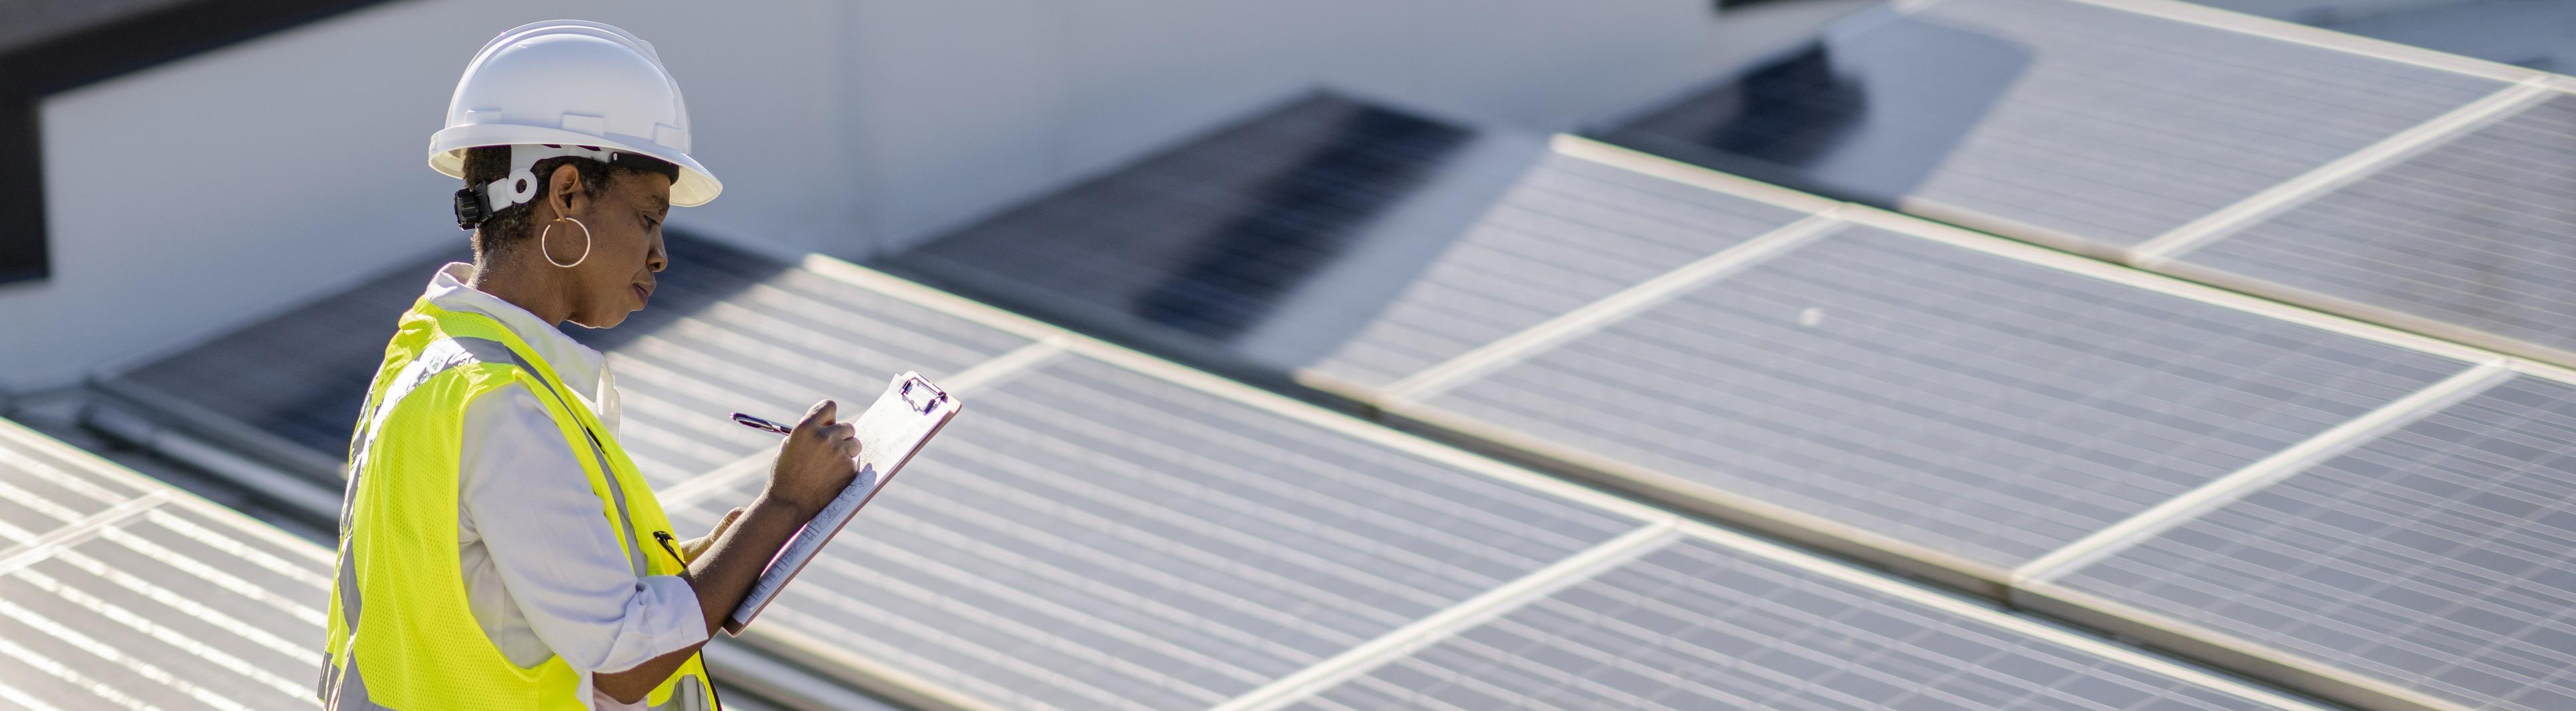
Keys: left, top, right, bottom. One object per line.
{"left": 885, "top": 93, "right": 1825, "bottom": 393}
{"left": 0, "top": 0, "right": 395, "bottom": 284}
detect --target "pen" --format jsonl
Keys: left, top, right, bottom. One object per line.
{"left": 731, "top": 412, "right": 794, "bottom": 436}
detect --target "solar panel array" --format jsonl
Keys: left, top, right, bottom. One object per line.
{"left": 91, "top": 219, "right": 2357, "bottom": 710}
{"left": 888, "top": 37, "right": 2576, "bottom": 710}
{"left": 0, "top": 418, "right": 331, "bottom": 710}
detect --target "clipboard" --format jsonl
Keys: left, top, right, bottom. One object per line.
{"left": 724, "top": 371, "right": 962, "bottom": 636}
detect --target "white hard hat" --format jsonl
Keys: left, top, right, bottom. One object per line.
{"left": 430, "top": 19, "right": 720, "bottom": 223}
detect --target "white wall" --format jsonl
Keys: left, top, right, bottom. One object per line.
{"left": 2, "top": 0, "right": 1739, "bottom": 392}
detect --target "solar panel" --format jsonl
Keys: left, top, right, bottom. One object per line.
{"left": 1408, "top": 221, "right": 2471, "bottom": 579}
{"left": 0, "top": 428, "right": 156, "bottom": 545}
{"left": 107, "top": 235, "right": 1037, "bottom": 486}
{"left": 2035, "top": 372, "right": 2576, "bottom": 711}
{"left": 1273, "top": 534, "right": 2322, "bottom": 711}
{"left": 1599, "top": 0, "right": 2506, "bottom": 251}
{"left": 889, "top": 95, "right": 1825, "bottom": 392}
{"left": 0, "top": 421, "right": 331, "bottom": 711}
{"left": 2165, "top": 91, "right": 2576, "bottom": 371}
{"left": 663, "top": 349, "right": 1648, "bottom": 711}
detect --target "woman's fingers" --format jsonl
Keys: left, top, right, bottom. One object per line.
{"left": 795, "top": 399, "right": 837, "bottom": 434}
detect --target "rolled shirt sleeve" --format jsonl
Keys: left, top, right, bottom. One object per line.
{"left": 459, "top": 384, "right": 705, "bottom": 709}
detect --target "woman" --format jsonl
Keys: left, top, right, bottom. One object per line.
{"left": 317, "top": 20, "right": 856, "bottom": 710}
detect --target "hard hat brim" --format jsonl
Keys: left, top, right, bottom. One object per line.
{"left": 429, "top": 124, "right": 720, "bottom": 207}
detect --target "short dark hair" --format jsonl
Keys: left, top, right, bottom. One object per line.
{"left": 459, "top": 146, "right": 675, "bottom": 256}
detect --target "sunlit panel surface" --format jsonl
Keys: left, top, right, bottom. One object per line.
{"left": 667, "top": 353, "right": 1645, "bottom": 711}
{"left": 0, "top": 422, "right": 330, "bottom": 710}
{"left": 1418, "top": 225, "right": 2467, "bottom": 570}
{"left": 2172, "top": 93, "right": 2576, "bottom": 365}
{"left": 2049, "top": 374, "right": 2576, "bottom": 711}
{"left": 1605, "top": 0, "right": 2502, "bottom": 247}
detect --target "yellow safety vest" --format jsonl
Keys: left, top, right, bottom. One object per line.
{"left": 317, "top": 301, "right": 719, "bottom": 710}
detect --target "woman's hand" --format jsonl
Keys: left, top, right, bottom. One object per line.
{"left": 677, "top": 507, "right": 743, "bottom": 562}
{"left": 764, "top": 399, "right": 861, "bottom": 518}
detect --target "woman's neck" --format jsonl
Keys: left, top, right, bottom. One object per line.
{"left": 467, "top": 252, "right": 572, "bottom": 326}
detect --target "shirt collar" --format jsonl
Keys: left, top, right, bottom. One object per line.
{"left": 423, "top": 263, "right": 611, "bottom": 408}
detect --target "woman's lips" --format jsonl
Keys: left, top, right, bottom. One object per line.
{"left": 633, "top": 284, "right": 651, "bottom": 303}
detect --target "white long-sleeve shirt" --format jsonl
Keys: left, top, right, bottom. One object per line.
{"left": 421, "top": 263, "right": 707, "bottom": 710}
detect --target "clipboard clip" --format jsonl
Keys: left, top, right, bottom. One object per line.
{"left": 899, "top": 375, "right": 949, "bottom": 415}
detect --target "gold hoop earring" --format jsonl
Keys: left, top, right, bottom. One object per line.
{"left": 541, "top": 217, "right": 591, "bottom": 269}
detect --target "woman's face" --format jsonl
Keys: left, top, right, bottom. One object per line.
{"left": 547, "top": 166, "right": 672, "bottom": 329}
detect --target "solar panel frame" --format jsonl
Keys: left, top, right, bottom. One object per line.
{"left": 2017, "top": 366, "right": 2576, "bottom": 711}
{"left": 2145, "top": 87, "right": 2576, "bottom": 378}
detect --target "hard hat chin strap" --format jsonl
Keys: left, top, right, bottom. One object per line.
{"left": 452, "top": 143, "right": 618, "bottom": 231}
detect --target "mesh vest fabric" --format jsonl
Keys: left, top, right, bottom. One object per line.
{"left": 319, "top": 300, "right": 717, "bottom": 710}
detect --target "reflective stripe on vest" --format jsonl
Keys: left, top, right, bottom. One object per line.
{"left": 320, "top": 332, "right": 712, "bottom": 710}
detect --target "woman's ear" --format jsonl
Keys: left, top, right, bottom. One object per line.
{"left": 545, "top": 163, "right": 587, "bottom": 217}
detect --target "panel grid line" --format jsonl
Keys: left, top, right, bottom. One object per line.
{"left": 2014, "top": 359, "right": 2515, "bottom": 584}
{"left": 2130, "top": 78, "right": 2557, "bottom": 264}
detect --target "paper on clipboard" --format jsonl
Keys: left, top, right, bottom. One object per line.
{"left": 724, "top": 371, "right": 961, "bottom": 636}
